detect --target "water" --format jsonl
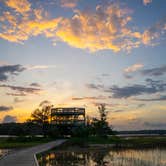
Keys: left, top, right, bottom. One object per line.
{"left": 38, "top": 147, "right": 166, "bottom": 166}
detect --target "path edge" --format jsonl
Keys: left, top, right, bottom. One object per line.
{"left": 34, "top": 153, "right": 40, "bottom": 166}
{"left": 34, "top": 139, "right": 67, "bottom": 166}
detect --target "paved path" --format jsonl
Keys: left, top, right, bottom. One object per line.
{"left": 0, "top": 139, "right": 66, "bottom": 166}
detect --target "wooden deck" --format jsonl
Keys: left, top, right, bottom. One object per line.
{"left": 0, "top": 139, "right": 66, "bottom": 166}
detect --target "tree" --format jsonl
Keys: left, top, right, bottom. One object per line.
{"left": 30, "top": 102, "right": 52, "bottom": 136}
{"left": 91, "top": 104, "right": 112, "bottom": 137}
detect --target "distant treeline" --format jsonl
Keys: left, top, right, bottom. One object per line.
{"left": 117, "top": 130, "right": 166, "bottom": 135}
{"left": 0, "top": 122, "right": 166, "bottom": 136}
{"left": 0, "top": 122, "right": 43, "bottom": 135}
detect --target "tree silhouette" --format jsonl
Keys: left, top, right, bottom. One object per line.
{"left": 91, "top": 104, "right": 112, "bottom": 137}
{"left": 30, "top": 102, "right": 53, "bottom": 136}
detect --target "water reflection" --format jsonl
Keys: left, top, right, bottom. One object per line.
{"left": 38, "top": 148, "right": 166, "bottom": 166}
{"left": 0, "top": 149, "right": 10, "bottom": 158}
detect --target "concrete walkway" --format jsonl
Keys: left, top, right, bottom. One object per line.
{"left": 0, "top": 139, "right": 66, "bottom": 166}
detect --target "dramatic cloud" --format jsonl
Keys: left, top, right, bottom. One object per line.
{"left": 0, "top": 64, "right": 25, "bottom": 81}
{"left": 141, "top": 65, "right": 166, "bottom": 76}
{"left": 107, "top": 79, "right": 166, "bottom": 98}
{"left": 0, "top": 6, "right": 61, "bottom": 43}
{"left": 143, "top": 0, "right": 152, "bottom": 5}
{"left": 56, "top": 3, "right": 142, "bottom": 52}
{"left": 2, "top": 115, "right": 17, "bottom": 123}
{"left": 124, "top": 64, "right": 144, "bottom": 73}
{"left": 0, "top": 1, "right": 165, "bottom": 52}
{"left": 60, "top": 0, "right": 79, "bottom": 8}
{"left": 0, "top": 106, "right": 13, "bottom": 112}
{"left": 0, "top": 1, "right": 141, "bottom": 52}
{"left": 0, "top": 84, "right": 42, "bottom": 96}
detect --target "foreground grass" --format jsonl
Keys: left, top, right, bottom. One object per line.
{"left": 68, "top": 136, "right": 166, "bottom": 148}
{"left": 0, "top": 137, "right": 54, "bottom": 149}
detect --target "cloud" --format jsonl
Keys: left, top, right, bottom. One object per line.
{"left": 0, "top": 7, "right": 61, "bottom": 43}
{"left": 124, "top": 63, "right": 144, "bottom": 73}
{"left": 107, "top": 79, "right": 166, "bottom": 98}
{"left": 113, "top": 110, "right": 125, "bottom": 113}
{"left": 137, "top": 103, "right": 146, "bottom": 108}
{"left": 143, "top": 0, "right": 152, "bottom": 5}
{"left": 60, "top": 0, "right": 79, "bottom": 8}
{"left": 56, "top": 3, "right": 142, "bottom": 52}
{"left": 92, "top": 102, "right": 119, "bottom": 108}
{"left": 0, "top": 1, "right": 165, "bottom": 52}
{"left": 2, "top": 115, "right": 17, "bottom": 123}
{"left": 101, "top": 74, "right": 110, "bottom": 77}
{"left": 14, "top": 97, "right": 24, "bottom": 103}
{"left": 0, "top": 1, "right": 142, "bottom": 52}
{"left": 86, "top": 83, "right": 104, "bottom": 90}
{"left": 26, "top": 65, "right": 57, "bottom": 70}
{"left": 124, "top": 65, "right": 166, "bottom": 79}
{"left": 6, "top": 93, "right": 27, "bottom": 96}
{"left": 5, "top": 0, "right": 31, "bottom": 14}
{"left": 141, "top": 65, "right": 166, "bottom": 76}
{"left": 142, "top": 17, "right": 166, "bottom": 45}
{"left": 135, "top": 95, "right": 166, "bottom": 101}
{"left": 144, "top": 122, "right": 166, "bottom": 128}
{"left": 0, "top": 64, "right": 25, "bottom": 81}
{"left": 71, "top": 96, "right": 107, "bottom": 101}
{"left": 124, "top": 74, "right": 133, "bottom": 79}
{"left": 0, "top": 84, "right": 42, "bottom": 96}
{"left": 29, "top": 83, "right": 41, "bottom": 87}
{"left": 0, "top": 106, "right": 13, "bottom": 112}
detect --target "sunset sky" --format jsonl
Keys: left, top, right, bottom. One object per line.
{"left": 0, "top": 0, "right": 166, "bottom": 130}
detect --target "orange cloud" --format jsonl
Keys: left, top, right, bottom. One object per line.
{"left": 0, "top": 1, "right": 165, "bottom": 52}
{"left": 56, "top": 4, "right": 142, "bottom": 52}
{"left": 0, "top": 8, "right": 61, "bottom": 43}
{"left": 5, "top": 0, "right": 31, "bottom": 14}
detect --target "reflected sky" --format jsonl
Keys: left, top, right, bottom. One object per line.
{"left": 38, "top": 148, "right": 166, "bottom": 166}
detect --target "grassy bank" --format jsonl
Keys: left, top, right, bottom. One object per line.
{"left": 0, "top": 136, "right": 54, "bottom": 149}
{"left": 67, "top": 136, "right": 166, "bottom": 148}
{"left": 1, "top": 136, "right": 166, "bottom": 149}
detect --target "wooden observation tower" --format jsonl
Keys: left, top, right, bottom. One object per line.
{"left": 50, "top": 107, "right": 85, "bottom": 126}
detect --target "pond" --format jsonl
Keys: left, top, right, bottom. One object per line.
{"left": 37, "top": 147, "right": 166, "bottom": 166}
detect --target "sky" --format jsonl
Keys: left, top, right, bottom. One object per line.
{"left": 0, "top": 0, "right": 166, "bottom": 130}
